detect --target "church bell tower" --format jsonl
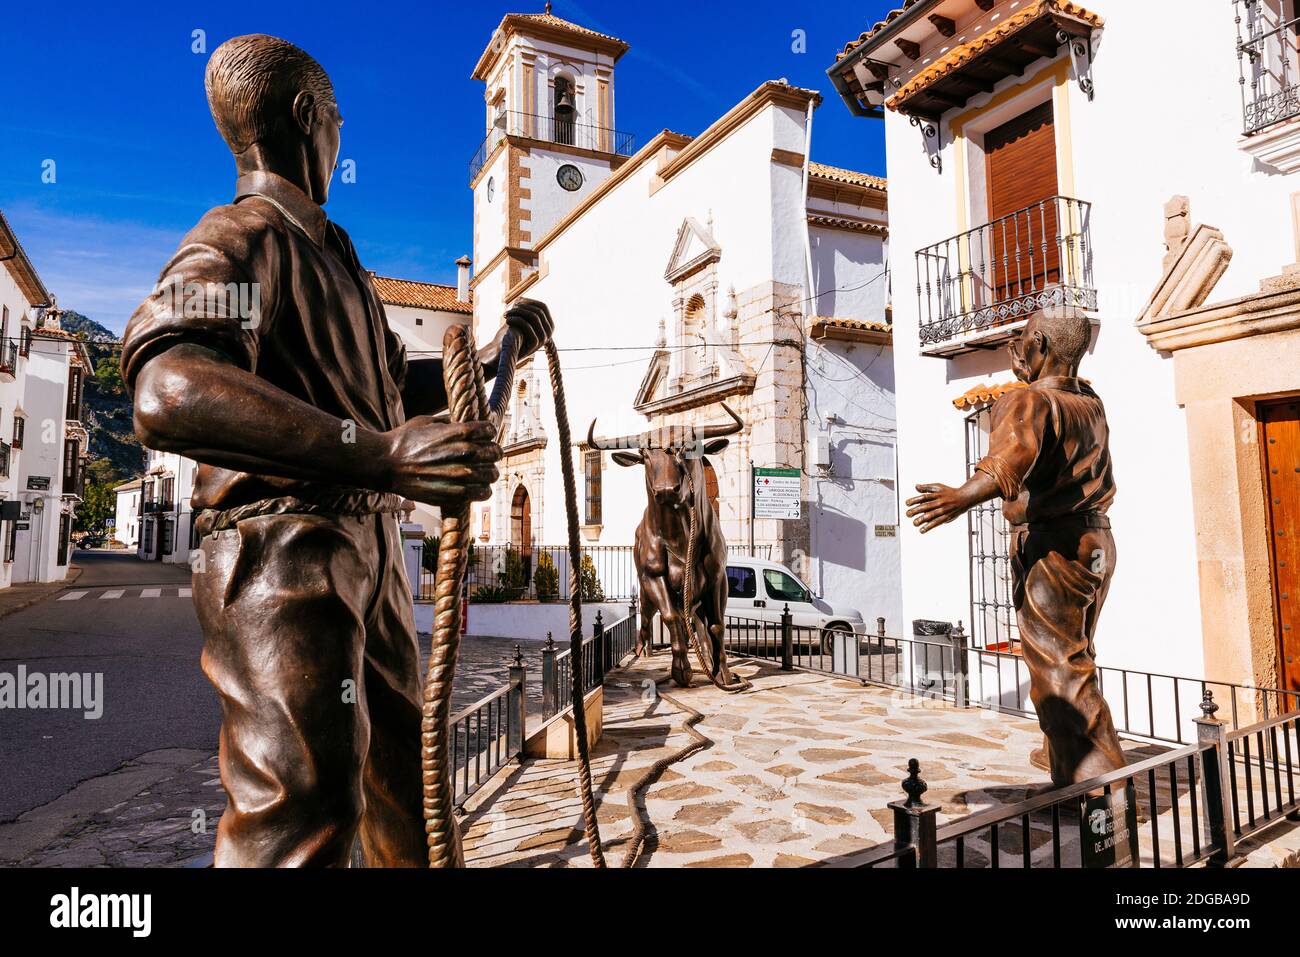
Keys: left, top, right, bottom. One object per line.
{"left": 467, "top": 5, "right": 631, "bottom": 344}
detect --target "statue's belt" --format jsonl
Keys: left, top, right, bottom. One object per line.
{"left": 1010, "top": 510, "right": 1111, "bottom": 531}
{"left": 194, "top": 490, "right": 406, "bottom": 536}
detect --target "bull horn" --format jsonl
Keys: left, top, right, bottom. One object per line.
{"left": 587, "top": 418, "right": 647, "bottom": 451}
{"left": 701, "top": 402, "right": 745, "bottom": 439}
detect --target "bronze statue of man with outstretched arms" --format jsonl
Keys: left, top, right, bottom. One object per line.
{"left": 904, "top": 308, "right": 1127, "bottom": 787}
{"left": 122, "top": 34, "right": 552, "bottom": 866}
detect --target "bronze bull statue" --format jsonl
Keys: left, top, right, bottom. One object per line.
{"left": 587, "top": 404, "right": 746, "bottom": 689}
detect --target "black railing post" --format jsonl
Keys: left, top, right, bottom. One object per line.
{"left": 1195, "top": 689, "right": 1236, "bottom": 867}
{"left": 541, "top": 633, "right": 558, "bottom": 719}
{"left": 507, "top": 644, "right": 526, "bottom": 758}
{"left": 952, "top": 620, "right": 969, "bottom": 708}
{"left": 781, "top": 604, "right": 793, "bottom": 672}
{"left": 890, "top": 759, "right": 939, "bottom": 868}
{"left": 593, "top": 610, "right": 607, "bottom": 684}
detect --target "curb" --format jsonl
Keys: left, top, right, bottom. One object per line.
{"left": 0, "top": 564, "right": 85, "bottom": 621}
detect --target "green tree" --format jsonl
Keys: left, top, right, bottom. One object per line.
{"left": 579, "top": 554, "right": 604, "bottom": 603}
{"left": 74, "top": 459, "right": 118, "bottom": 536}
{"left": 533, "top": 551, "right": 559, "bottom": 601}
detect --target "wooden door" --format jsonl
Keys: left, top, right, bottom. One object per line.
{"left": 1261, "top": 398, "right": 1300, "bottom": 691}
{"left": 984, "top": 102, "right": 1060, "bottom": 305}
{"left": 511, "top": 484, "right": 533, "bottom": 582}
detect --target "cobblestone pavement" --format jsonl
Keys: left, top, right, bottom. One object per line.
{"left": 1, "top": 634, "right": 552, "bottom": 867}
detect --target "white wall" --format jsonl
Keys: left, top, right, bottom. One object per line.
{"left": 12, "top": 336, "right": 72, "bottom": 583}
{"left": 873, "top": 0, "right": 1295, "bottom": 679}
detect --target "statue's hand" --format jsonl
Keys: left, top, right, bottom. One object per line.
{"left": 904, "top": 483, "right": 968, "bottom": 534}
{"left": 382, "top": 416, "right": 501, "bottom": 506}
{"left": 502, "top": 299, "right": 554, "bottom": 360}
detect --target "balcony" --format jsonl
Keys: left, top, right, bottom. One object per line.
{"left": 1236, "top": 0, "right": 1300, "bottom": 135}
{"left": 468, "top": 110, "right": 635, "bottom": 184}
{"left": 144, "top": 500, "right": 174, "bottom": 514}
{"left": 0, "top": 338, "right": 17, "bottom": 377}
{"left": 914, "top": 196, "right": 1096, "bottom": 358}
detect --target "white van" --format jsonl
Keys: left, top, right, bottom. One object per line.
{"left": 724, "top": 556, "right": 868, "bottom": 652}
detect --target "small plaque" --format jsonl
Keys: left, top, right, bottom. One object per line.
{"left": 874, "top": 524, "right": 897, "bottom": 537}
{"left": 1080, "top": 784, "right": 1138, "bottom": 868}
{"left": 26, "top": 476, "right": 50, "bottom": 491}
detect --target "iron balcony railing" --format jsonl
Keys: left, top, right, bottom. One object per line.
{"left": 915, "top": 196, "right": 1096, "bottom": 350}
{"left": 1235, "top": 0, "right": 1300, "bottom": 134}
{"left": 0, "top": 441, "right": 9, "bottom": 480}
{"left": 0, "top": 338, "right": 17, "bottom": 376}
{"left": 468, "top": 110, "right": 636, "bottom": 183}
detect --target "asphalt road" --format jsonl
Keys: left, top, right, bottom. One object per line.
{"left": 0, "top": 550, "right": 550, "bottom": 826}
{"left": 0, "top": 551, "right": 212, "bottom": 821}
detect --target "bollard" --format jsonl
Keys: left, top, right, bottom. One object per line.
{"left": 593, "top": 609, "right": 607, "bottom": 683}
{"left": 952, "top": 620, "right": 969, "bottom": 708}
{"left": 780, "top": 604, "right": 793, "bottom": 672}
{"left": 507, "top": 644, "right": 526, "bottom": 758}
{"left": 541, "top": 632, "right": 558, "bottom": 719}
{"left": 1194, "top": 689, "right": 1235, "bottom": 866}
{"left": 890, "top": 758, "right": 939, "bottom": 868}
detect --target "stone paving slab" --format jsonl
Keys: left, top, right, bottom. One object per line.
{"left": 463, "top": 653, "right": 1079, "bottom": 867}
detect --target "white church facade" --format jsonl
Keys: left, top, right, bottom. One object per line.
{"left": 458, "top": 10, "right": 901, "bottom": 624}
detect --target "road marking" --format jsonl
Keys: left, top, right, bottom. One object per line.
{"left": 141, "top": 588, "right": 161, "bottom": 598}
{"left": 178, "top": 587, "right": 192, "bottom": 598}
{"left": 100, "top": 590, "right": 124, "bottom": 600}
{"left": 59, "top": 591, "right": 88, "bottom": 601}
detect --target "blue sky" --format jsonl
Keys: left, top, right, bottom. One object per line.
{"left": 0, "top": 1, "right": 892, "bottom": 334}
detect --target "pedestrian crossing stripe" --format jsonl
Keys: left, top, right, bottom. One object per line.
{"left": 57, "top": 587, "right": 193, "bottom": 601}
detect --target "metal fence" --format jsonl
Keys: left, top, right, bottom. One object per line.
{"left": 854, "top": 691, "right": 1300, "bottom": 869}
{"left": 414, "top": 543, "right": 774, "bottom": 604}
{"left": 449, "top": 653, "right": 527, "bottom": 808}
{"left": 719, "top": 612, "right": 1299, "bottom": 747}
{"left": 541, "top": 609, "right": 637, "bottom": 722}
{"left": 914, "top": 195, "right": 1095, "bottom": 348}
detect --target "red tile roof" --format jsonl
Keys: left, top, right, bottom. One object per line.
{"left": 835, "top": 0, "right": 930, "bottom": 61}
{"left": 887, "top": 1, "right": 1105, "bottom": 110}
{"left": 952, "top": 379, "right": 1026, "bottom": 410}
{"left": 369, "top": 273, "right": 471, "bottom": 314}
{"left": 809, "top": 162, "right": 887, "bottom": 191}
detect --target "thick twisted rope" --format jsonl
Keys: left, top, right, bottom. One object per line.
{"left": 421, "top": 325, "right": 488, "bottom": 867}
{"left": 543, "top": 339, "right": 606, "bottom": 868}
{"left": 422, "top": 325, "right": 605, "bottom": 868}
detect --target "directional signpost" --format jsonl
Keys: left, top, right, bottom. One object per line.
{"left": 753, "top": 466, "right": 800, "bottom": 520}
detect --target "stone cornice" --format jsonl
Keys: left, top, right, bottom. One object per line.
{"left": 634, "top": 373, "right": 755, "bottom": 416}
{"left": 1136, "top": 281, "right": 1300, "bottom": 353}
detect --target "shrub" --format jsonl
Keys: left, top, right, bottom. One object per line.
{"left": 421, "top": 536, "right": 439, "bottom": 572}
{"left": 579, "top": 554, "right": 604, "bottom": 603}
{"left": 534, "top": 551, "right": 560, "bottom": 601}
{"left": 471, "top": 584, "right": 515, "bottom": 603}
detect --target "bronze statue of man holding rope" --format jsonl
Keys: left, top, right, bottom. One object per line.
{"left": 122, "top": 34, "right": 553, "bottom": 867}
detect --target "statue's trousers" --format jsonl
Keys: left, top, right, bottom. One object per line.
{"left": 193, "top": 512, "right": 426, "bottom": 867}
{"left": 1011, "top": 516, "right": 1128, "bottom": 786}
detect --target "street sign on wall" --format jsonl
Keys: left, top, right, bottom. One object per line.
{"left": 753, "top": 467, "right": 800, "bottom": 520}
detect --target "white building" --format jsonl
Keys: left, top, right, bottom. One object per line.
{"left": 463, "top": 10, "right": 900, "bottom": 622}
{"left": 0, "top": 210, "right": 43, "bottom": 590}
{"left": 10, "top": 308, "right": 92, "bottom": 584}
{"left": 370, "top": 265, "right": 472, "bottom": 536}
{"left": 827, "top": 0, "right": 1300, "bottom": 701}
{"left": 137, "top": 448, "right": 196, "bottom": 564}
{"left": 112, "top": 478, "right": 142, "bottom": 548}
